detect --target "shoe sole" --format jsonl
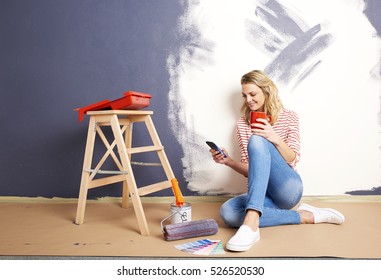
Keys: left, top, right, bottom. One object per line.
{"left": 226, "top": 236, "right": 260, "bottom": 252}
{"left": 298, "top": 203, "right": 345, "bottom": 224}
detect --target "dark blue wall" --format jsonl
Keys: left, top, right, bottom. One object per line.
{"left": 1, "top": 0, "right": 380, "bottom": 198}
{"left": 0, "top": 0, "right": 192, "bottom": 198}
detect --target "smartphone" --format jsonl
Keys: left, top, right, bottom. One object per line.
{"left": 206, "top": 141, "right": 227, "bottom": 158}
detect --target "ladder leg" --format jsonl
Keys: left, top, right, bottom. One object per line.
{"left": 122, "top": 181, "right": 129, "bottom": 209}
{"left": 122, "top": 120, "right": 133, "bottom": 209}
{"left": 75, "top": 116, "right": 97, "bottom": 225}
{"left": 110, "top": 115, "right": 150, "bottom": 235}
{"left": 144, "top": 115, "right": 175, "bottom": 180}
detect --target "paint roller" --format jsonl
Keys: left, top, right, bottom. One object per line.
{"left": 160, "top": 178, "right": 219, "bottom": 241}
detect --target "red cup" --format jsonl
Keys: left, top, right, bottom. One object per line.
{"left": 250, "top": 111, "right": 272, "bottom": 129}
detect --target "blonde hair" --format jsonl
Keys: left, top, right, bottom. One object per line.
{"left": 240, "top": 70, "right": 284, "bottom": 125}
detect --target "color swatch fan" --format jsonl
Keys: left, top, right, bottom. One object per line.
{"left": 174, "top": 239, "right": 225, "bottom": 256}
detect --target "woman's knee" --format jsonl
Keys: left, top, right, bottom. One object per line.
{"left": 220, "top": 202, "right": 233, "bottom": 225}
{"left": 248, "top": 135, "right": 269, "bottom": 154}
{"left": 249, "top": 134, "right": 267, "bottom": 146}
{"left": 219, "top": 196, "right": 246, "bottom": 228}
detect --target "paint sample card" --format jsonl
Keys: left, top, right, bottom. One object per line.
{"left": 175, "top": 239, "right": 225, "bottom": 256}
{"left": 209, "top": 241, "right": 225, "bottom": 255}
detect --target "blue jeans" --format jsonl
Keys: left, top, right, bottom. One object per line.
{"left": 220, "top": 135, "right": 303, "bottom": 228}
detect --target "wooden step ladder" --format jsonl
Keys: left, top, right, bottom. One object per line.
{"left": 75, "top": 110, "right": 175, "bottom": 235}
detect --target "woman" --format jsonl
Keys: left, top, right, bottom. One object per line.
{"left": 210, "top": 70, "right": 345, "bottom": 252}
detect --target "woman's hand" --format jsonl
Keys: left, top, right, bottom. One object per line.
{"left": 251, "top": 118, "right": 281, "bottom": 145}
{"left": 210, "top": 147, "right": 230, "bottom": 165}
{"left": 210, "top": 146, "right": 249, "bottom": 177}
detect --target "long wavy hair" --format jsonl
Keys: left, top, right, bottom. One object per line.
{"left": 240, "top": 70, "right": 284, "bottom": 125}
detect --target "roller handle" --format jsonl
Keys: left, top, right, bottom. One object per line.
{"left": 171, "top": 178, "right": 184, "bottom": 206}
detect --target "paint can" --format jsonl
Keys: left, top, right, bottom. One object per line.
{"left": 170, "top": 202, "right": 192, "bottom": 224}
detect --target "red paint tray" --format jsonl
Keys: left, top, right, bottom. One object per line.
{"left": 74, "top": 91, "right": 152, "bottom": 122}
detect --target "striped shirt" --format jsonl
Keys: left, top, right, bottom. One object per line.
{"left": 236, "top": 109, "right": 301, "bottom": 169}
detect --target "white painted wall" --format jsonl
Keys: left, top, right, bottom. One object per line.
{"left": 167, "top": 0, "right": 381, "bottom": 195}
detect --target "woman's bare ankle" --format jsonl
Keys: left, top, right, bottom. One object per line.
{"left": 298, "top": 210, "right": 314, "bottom": 224}
{"left": 243, "top": 210, "right": 260, "bottom": 231}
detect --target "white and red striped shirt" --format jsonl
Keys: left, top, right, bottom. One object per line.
{"left": 236, "top": 109, "right": 301, "bottom": 169}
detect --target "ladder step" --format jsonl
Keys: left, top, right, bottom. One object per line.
{"left": 127, "top": 146, "right": 163, "bottom": 154}
{"left": 138, "top": 180, "right": 172, "bottom": 196}
{"left": 88, "top": 175, "right": 126, "bottom": 189}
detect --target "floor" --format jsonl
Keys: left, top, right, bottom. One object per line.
{"left": 1, "top": 196, "right": 380, "bottom": 259}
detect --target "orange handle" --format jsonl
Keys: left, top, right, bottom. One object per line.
{"left": 171, "top": 178, "right": 184, "bottom": 206}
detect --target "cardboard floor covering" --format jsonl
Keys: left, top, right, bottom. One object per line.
{"left": 1, "top": 198, "right": 380, "bottom": 258}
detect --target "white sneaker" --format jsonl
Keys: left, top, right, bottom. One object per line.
{"left": 297, "top": 203, "right": 345, "bottom": 224}
{"left": 226, "top": 225, "right": 260, "bottom": 252}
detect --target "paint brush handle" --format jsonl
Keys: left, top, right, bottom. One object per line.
{"left": 171, "top": 178, "right": 185, "bottom": 206}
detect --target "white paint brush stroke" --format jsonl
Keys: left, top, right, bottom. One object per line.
{"left": 167, "top": 0, "right": 381, "bottom": 195}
